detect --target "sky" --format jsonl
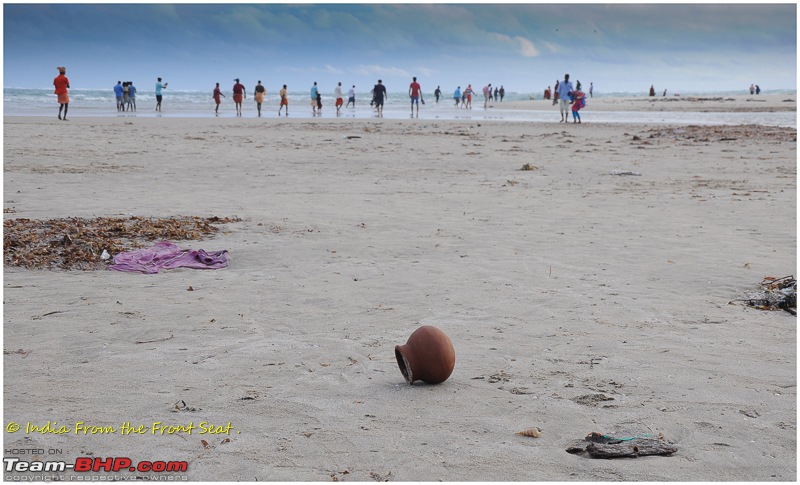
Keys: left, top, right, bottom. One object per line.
{"left": 3, "top": 3, "right": 797, "bottom": 95}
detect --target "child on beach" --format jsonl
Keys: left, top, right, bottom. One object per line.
{"left": 571, "top": 90, "right": 585, "bottom": 123}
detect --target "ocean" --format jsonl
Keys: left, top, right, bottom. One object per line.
{"left": 4, "top": 87, "right": 796, "bottom": 127}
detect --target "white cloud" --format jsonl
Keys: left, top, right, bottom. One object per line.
{"left": 493, "top": 33, "right": 540, "bottom": 58}
{"left": 325, "top": 64, "right": 344, "bottom": 75}
{"left": 413, "top": 67, "right": 436, "bottom": 78}
{"left": 543, "top": 42, "right": 563, "bottom": 54}
{"left": 516, "top": 37, "right": 539, "bottom": 57}
{"left": 354, "top": 64, "right": 410, "bottom": 78}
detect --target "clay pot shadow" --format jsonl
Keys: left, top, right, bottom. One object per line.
{"left": 395, "top": 325, "right": 455, "bottom": 385}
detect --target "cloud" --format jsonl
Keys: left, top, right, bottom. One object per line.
{"left": 516, "top": 37, "right": 539, "bottom": 57}
{"left": 542, "top": 42, "right": 563, "bottom": 54}
{"left": 354, "top": 64, "right": 411, "bottom": 79}
{"left": 413, "top": 67, "right": 437, "bottom": 78}
{"left": 325, "top": 65, "right": 344, "bottom": 75}
{"left": 493, "top": 33, "right": 540, "bottom": 57}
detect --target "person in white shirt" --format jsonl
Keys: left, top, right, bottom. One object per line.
{"left": 346, "top": 85, "right": 356, "bottom": 108}
{"left": 557, "top": 73, "right": 574, "bottom": 123}
{"left": 335, "top": 82, "right": 344, "bottom": 114}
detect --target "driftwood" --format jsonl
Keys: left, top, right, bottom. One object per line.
{"left": 587, "top": 439, "right": 677, "bottom": 458}
{"left": 566, "top": 432, "right": 677, "bottom": 459}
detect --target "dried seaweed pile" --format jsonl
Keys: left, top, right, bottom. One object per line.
{"left": 735, "top": 275, "right": 797, "bottom": 315}
{"left": 4, "top": 215, "right": 240, "bottom": 271}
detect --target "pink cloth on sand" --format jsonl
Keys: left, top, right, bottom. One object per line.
{"left": 109, "top": 241, "right": 229, "bottom": 274}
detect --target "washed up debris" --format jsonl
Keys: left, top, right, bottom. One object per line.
{"left": 3, "top": 349, "right": 32, "bottom": 358}
{"left": 610, "top": 170, "right": 642, "bottom": 176}
{"left": 172, "top": 400, "right": 201, "bottom": 412}
{"left": 571, "top": 393, "right": 614, "bottom": 406}
{"left": 516, "top": 427, "right": 542, "bottom": 438}
{"left": 566, "top": 431, "right": 677, "bottom": 458}
{"left": 732, "top": 275, "right": 796, "bottom": 315}
{"left": 109, "top": 241, "right": 228, "bottom": 274}
{"left": 4, "top": 215, "right": 240, "bottom": 271}
{"left": 520, "top": 163, "right": 538, "bottom": 171}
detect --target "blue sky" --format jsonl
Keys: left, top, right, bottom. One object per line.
{"left": 4, "top": 3, "right": 797, "bottom": 94}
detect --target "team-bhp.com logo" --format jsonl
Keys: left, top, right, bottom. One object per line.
{"left": 4, "top": 456, "right": 188, "bottom": 473}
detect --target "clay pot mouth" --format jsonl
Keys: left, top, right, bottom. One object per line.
{"left": 395, "top": 346, "right": 413, "bottom": 384}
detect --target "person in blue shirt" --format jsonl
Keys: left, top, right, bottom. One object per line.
{"left": 127, "top": 81, "right": 137, "bottom": 111}
{"left": 155, "top": 77, "right": 168, "bottom": 112}
{"left": 453, "top": 86, "right": 462, "bottom": 108}
{"left": 114, "top": 81, "right": 124, "bottom": 112}
{"left": 310, "top": 82, "right": 319, "bottom": 114}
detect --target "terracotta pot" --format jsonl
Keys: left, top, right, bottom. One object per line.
{"left": 395, "top": 325, "right": 456, "bottom": 385}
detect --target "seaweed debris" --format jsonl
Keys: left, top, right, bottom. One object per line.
{"left": 732, "top": 275, "right": 796, "bottom": 315}
{"left": 4, "top": 215, "right": 240, "bottom": 271}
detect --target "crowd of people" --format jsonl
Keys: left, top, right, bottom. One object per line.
{"left": 450, "top": 84, "right": 506, "bottom": 110}
{"left": 205, "top": 78, "right": 509, "bottom": 118}
{"left": 113, "top": 80, "right": 138, "bottom": 112}
{"left": 50, "top": 68, "right": 779, "bottom": 126}
{"left": 52, "top": 67, "right": 591, "bottom": 122}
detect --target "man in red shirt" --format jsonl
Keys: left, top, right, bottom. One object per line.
{"left": 409, "top": 76, "right": 422, "bottom": 117}
{"left": 53, "top": 66, "right": 70, "bottom": 121}
{"left": 232, "top": 79, "right": 246, "bottom": 116}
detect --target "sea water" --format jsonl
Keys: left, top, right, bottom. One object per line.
{"left": 4, "top": 88, "right": 796, "bottom": 127}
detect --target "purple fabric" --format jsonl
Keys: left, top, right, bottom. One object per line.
{"left": 109, "top": 241, "right": 229, "bottom": 274}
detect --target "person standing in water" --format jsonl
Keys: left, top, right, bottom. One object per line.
{"left": 453, "top": 86, "right": 462, "bottom": 107}
{"left": 278, "top": 84, "right": 289, "bottom": 116}
{"left": 155, "top": 77, "right": 167, "bottom": 111}
{"left": 114, "top": 81, "right": 124, "bottom": 111}
{"left": 213, "top": 82, "right": 225, "bottom": 115}
{"left": 409, "top": 76, "right": 422, "bottom": 117}
{"left": 53, "top": 66, "right": 70, "bottom": 120}
{"left": 254, "top": 80, "right": 266, "bottom": 117}
{"left": 463, "top": 84, "right": 475, "bottom": 109}
{"left": 372, "top": 79, "right": 387, "bottom": 116}
{"left": 310, "top": 81, "right": 319, "bottom": 114}
{"left": 335, "top": 82, "right": 344, "bottom": 115}
{"left": 127, "top": 81, "right": 137, "bottom": 111}
{"left": 232, "top": 78, "right": 246, "bottom": 116}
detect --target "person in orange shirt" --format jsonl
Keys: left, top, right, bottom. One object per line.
{"left": 53, "top": 66, "right": 70, "bottom": 121}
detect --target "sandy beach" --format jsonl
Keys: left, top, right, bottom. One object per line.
{"left": 3, "top": 99, "right": 796, "bottom": 481}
